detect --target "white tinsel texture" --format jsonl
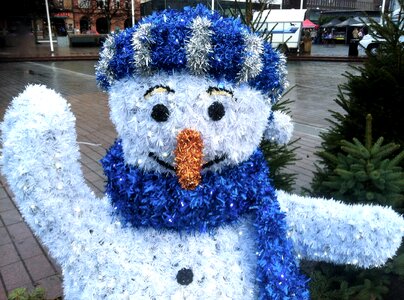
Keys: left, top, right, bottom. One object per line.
{"left": 1, "top": 84, "right": 403, "bottom": 299}
{"left": 263, "top": 110, "right": 294, "bottom": 144}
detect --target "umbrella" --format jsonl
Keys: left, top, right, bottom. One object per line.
{"left": 321, "top": 18, "right": 341, "bottom": 28}
{"left": 302, "top": 19, "right": 317, "bottom": 28}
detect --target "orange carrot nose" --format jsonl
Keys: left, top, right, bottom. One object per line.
{"left": 174, "top": 129, "right": 204, "bottom": 190}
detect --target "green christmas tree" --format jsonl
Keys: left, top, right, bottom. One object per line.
{"left": 304, "top": 114, "right": 404, "bottom": 299}
{"left": 311, "top": 0, "right": 404, "bottom": 201}
{"left": 306, "top": 2, "right": 404, "bottom": 296}
{"left": 318, "top": 114, "right": 403, "bottom": 210}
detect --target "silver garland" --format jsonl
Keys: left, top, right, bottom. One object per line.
{"left": 185, "top": 16, "right": 213, "bottom": 75}
{"left": 269, "top": 52, "right": 289, "bottom": 104}
{"left": 96, "top": 34, "right": 116, "bottom": 87}
{"left": 132, "top": 23, "right": 154, "bottom": 75}
{"left": 237, "top": 33, "right": 264, "bottom": 83}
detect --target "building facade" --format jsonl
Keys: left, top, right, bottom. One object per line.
{"left": 1, "top": 0, "right": 394, "bottom": 46}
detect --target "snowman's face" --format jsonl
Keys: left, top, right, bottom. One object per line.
{"left": 108, "top": 72, "right": 271, "bottom": 183}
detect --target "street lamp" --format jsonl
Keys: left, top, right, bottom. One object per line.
{"left": 131, "top": 0, "right": 135, "bottom": 27}
{"left": 381, "top": 0, "right": 386, "bottom": 14}
{"left": 45, "top": 0, "right": 54, "bottom": 53}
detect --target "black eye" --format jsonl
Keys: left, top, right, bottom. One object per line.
{"left": 208, "top": 101, "right": 225, "bottom": 121}
{"left": 151, "top": 104, "right": 170, "bottom": 122}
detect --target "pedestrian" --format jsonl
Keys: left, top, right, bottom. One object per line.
{"left": 358, "top": 28, "right": 364, "bottom": 39}
{"left": 310, "top": 29, "right": 317, "bottom": 44}
{"left": 352, "top": 27, "right": 359, "bottom": 39}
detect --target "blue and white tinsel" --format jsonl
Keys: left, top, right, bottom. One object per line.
{"left": 95, "top": 4, "right": 288, "bottom": 105}
{"left": 102, "top": 139, "right": 309, "bottom": 298}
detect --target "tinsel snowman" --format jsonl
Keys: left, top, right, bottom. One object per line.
{"left": 1, "top": 5, "right": 403, "bottom": 300}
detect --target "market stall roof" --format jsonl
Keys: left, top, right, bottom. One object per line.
{"left": 350, "top": 16, "right": 381, "bottom": 27}
{"left": 335, "top": 17, "right": 362, "bottom": 27}
{"left": 302, "top": 19, "right": 317, "bottom": 28}
{"left": 321, "top": 18, "right": 341, "bottom": 28}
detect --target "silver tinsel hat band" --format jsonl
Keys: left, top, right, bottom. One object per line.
{"left": 95, "top": 4, "right": 287, "bottom": 104}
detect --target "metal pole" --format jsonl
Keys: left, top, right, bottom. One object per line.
{"left": 300, "top": 0, "right": 304, "bottom": 9}
{"left": 131, "top": 0, "right": 135, "bottom": 26}
{"left": 45, "top": 0, "right": 54, "bottom": 52}
{"left": 381, "top": 0, "right": 386, "bottom": 14}
{"left": 212, "top": 0, "right": 214, "bottom": 11}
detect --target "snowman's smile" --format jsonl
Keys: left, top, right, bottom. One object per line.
{"left": 148, "top": 152, "right": 227, "bottom": 171}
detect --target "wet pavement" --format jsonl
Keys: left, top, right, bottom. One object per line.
{"left": 0, "top": 55, "right": 362, "bottom": 298}
{"left": 0, "top": 31, "right": 367, "bottom": 62}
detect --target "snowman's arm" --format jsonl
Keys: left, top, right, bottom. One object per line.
{"left": 1, "top": 84, "right": 113, "bottom": 261}
{"left": 276, "top": 190, "right": 404, "bottom": 268}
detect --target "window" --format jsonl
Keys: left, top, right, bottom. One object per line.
{"left": 97, "top": 0, "right": 106, "bottom": 9}
{"left": 78, "top": 0, "right": 90, "bottom": 9}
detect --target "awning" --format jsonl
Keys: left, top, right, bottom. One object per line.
{"left": 321, "top": 18, "right": 341, "bottom": 28}
{"left": 302, "top": 19, "right": 317, "bottom": 28}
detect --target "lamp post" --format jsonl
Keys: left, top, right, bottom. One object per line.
{"left": 45, "top": 0, "right": 54, "bottom": 53}
{"left": 131, "top": 0, "right": 135, "bottom": 27}
{"left": 381, "top": 0, "right": 386, "bottom": 14}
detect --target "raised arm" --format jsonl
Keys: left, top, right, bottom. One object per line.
{"left": 277, "top": 190, "right": 404, "bottom": 268}
{"left": 0, "top": 84, "right": 112, "bottom": 261}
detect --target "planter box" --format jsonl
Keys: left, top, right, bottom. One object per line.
{"left": 69, "top": 34, "right": 107, "bottom": 47}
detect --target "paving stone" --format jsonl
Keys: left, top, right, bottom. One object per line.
{"left": 0, "top": 197, "right": 15, "bottom": 213}
{"left": 0, "top": 261, "right": 31, "bottom": 292}
{"left": 0, "top": 243, "right": 20, "bottom": 268}
{"left": 24, "top": 255, "right": 56, "bottom": 282}
{"left": 7, "top": 222, "right": 33, "bottom": 242}
{"left": 0, "top": 227, "right": 12, "bottom": 246}
{"left": 0, "top": 188, "right": 8, "bottom": 200}
{"left": 0, "top": 280, "right": 7, "bottom": 300}
{"left": 36, "top": 275, "right": 63, "bottom": 300}
{"left": 0, "top": 209, "right": 22, "bottom": 226}
{"left": 14, "top": 237, "right": 43, "bottom": 260}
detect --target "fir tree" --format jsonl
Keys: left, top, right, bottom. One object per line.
{"left": 311, "top": 0, "right": 404, "bottom": 200}
{"left": 306, "top": 3, "right": 404, "bottom": 297}
{"left": 318, "top": 114, "right": 404, "bottom": 210}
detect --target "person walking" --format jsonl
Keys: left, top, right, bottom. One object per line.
{"left": 352, "top": 27, "right": 359, "bottom": 39}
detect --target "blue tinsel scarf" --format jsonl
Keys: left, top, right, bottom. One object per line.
{"left": 101, "top": 140, "right": 309, "bottom": 299}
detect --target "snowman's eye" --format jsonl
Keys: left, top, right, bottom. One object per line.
{"left": 208, "top": 102, "right": 225, "bottom": 121}
{"left": 206, "top": 86, "right": 232, "bottom": 121}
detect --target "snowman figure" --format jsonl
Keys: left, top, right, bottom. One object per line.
{"left": 1, "top": 5, "right": 403, "bottom": 300}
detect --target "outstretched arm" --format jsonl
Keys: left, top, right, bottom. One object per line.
{"left": 277, "top": 190, "right": 404, "bottom": 268}
{"left": 1, "top": 84, "right": 112, "bottom": 262}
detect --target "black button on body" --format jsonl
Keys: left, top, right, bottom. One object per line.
{"left": 176, "top": 268, "right": 193, "bottom": 286}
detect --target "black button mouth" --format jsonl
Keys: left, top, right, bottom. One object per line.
{"left": 176, "top": 268, "right": 194, "bottom": 286}
{"left": 149, "top": 152, "right": 227, "bottom": 171}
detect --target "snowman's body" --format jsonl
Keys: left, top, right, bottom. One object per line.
{"left": 2, "top": 5, "right": 404, "bottom": 300}
{"left": 65, "top": 215, "right": 257, "bottom": 299}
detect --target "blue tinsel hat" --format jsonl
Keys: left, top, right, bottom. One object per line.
{"left": 95, "top": 4, "right": 287, "bottom": 104}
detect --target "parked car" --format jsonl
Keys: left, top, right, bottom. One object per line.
{"left": 358, "top": 34, "right": 380, "bottom": 55}
{"left": 359, "top": 33, "right": 404, "bottom": 56}
{"left": 359, "top": 7, "right": 403, "bottom": 56}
